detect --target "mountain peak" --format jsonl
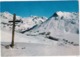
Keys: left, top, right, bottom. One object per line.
{"left": 2, "top": 11, "right": 12, "bottom": 16}
{"left": 50, "top": 11, "right": 78, "bottom": 20}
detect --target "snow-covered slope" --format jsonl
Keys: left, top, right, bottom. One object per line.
{"left": 0, "top": 12, "right": 22, "bottom": 20}
{"left": 1, "top": 42, "right": 79, "bottom": 56}
{"left": 1, "top": 29, "right": 79, "bottom": 56}
{"left": 0, "top": 12, "right": 47, "bottom": 32}
{"left": 20, "top": 16, "right": 47, "bottom": 31}
{"left": 25, "top": 11, "right": 79, "bottom": 45}
{"left": 30, "top": 11, "right": 79, "bottom": 34}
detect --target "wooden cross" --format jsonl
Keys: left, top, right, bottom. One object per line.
{"left": 9, "top": 14, "right": 21, "bottom": 48}
{"left": 9, "top": 14, "right": 16, "bottom": 48}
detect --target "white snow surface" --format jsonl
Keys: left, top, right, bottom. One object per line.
{"left": 1, "top": 29, "right": 57, "bottom": 45}
{"left": 1, "top": 42, "right": 79, "bottom": 56}
{"left": 1, "top": 29, "right": 79, "bottom": 56}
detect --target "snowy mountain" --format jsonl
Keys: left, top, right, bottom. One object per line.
{"left": 29, "top": 11, "right": 79, "bottom": 34}
{"left": 0, "top": 12, "right": 22, "bottom": 20}
{"left": 0, "top": 12, "right": 47, "bottom": 32}
{"left": 20, "top": 16, "right": 47, "bottom": 31}
{"left": 0, "top": 11, "right": 79, "bottom": 45}
{"left": 24, "top": 11, "right": 79, "bottom": 45}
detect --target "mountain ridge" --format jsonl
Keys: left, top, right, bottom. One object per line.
{"left": 0, "top": 11, "right": 47, "bottom": 32}
{"left": 27, "top": 11, "right": 79, "bottom": 34}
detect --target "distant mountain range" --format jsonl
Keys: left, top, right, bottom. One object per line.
{"left": 26, "top": 11, "right": 79, "bottom": 34}
{"left": 0, "top": 11, "right": 79, "bottom": 46}
{"left": 0, "top": 12, "right": 47, "bottom": 32}
{"left": 0, "top": 11, "right": 79, "bottom": 34}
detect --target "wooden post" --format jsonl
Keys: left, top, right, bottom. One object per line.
{"left": 10, "top": 14, "right": 16, "bottom": 48}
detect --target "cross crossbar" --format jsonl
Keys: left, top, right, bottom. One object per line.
{"left": 9, "top": 20, "right": 21, "bottom": 23}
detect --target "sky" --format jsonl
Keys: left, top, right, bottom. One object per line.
{"left": 0, "top": 1, "right": 79, "bottom": 18}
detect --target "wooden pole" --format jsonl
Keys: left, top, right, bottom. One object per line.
{"left": 10, "top": 14, "right": 16, "bottom": 48}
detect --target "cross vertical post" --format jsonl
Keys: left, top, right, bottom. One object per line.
{"left": 10, "top": 14, "right": 16, "bottom": 48}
